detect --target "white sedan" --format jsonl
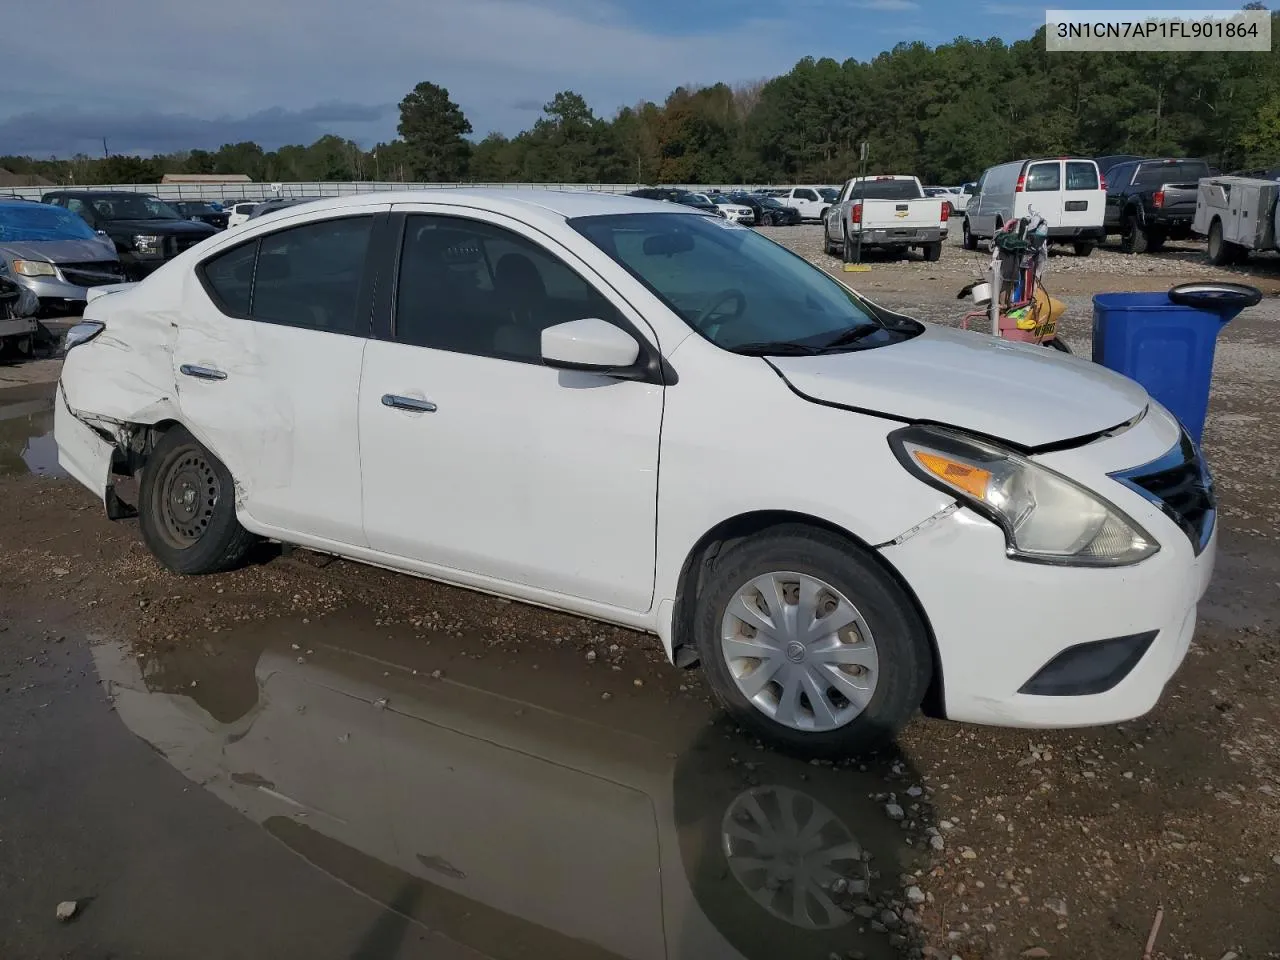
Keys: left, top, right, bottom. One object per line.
{"left": 55, "top": 190, "right": 1215, "bottom": 755}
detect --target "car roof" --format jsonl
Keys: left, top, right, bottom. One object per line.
{"left": 238, "top": 189, "right": 689, "bottom": 223}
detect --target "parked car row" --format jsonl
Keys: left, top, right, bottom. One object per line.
{"left": 626, "top": 187, "right": 809, "bottom": 226}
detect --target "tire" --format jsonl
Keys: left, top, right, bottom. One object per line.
{"left": 1046, "top": 337, "right": 1072, "bottom": 353}
{"left": 962, "top": 218, "right": 977, "bottom": 251}
{"left": 692, "top": 525, "right": 932, "bottom": 757}
{"left": 922, "top": 241, "right": 942, "bottom": 262}
{"left": 818, "top": 207, "right": 829, "bottom": 223}
{"left": 1072, "top": 242, "right": 1094, "bottom": 257}
{"left": 822, "top": 227, "right": 836, "bottom": 257}
{"left": 1206, "top": 219, "right": 1240, "bottom": 266}
{"left": 1145, "top": 229, "right": 1166, "bottom": 253}
{"left": 139, "top": 426, "right": 256, "bottom": 575}
{"left": 1121, "top": 214, "right": 1148, "bottom": 254}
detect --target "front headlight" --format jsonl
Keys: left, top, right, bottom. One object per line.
{"left": 890, "top": 425, "right": 1158, "bottom": 567}
{"left": 132, "top": 234, "right": 162, "bottom": 255}
{"left": 11, "top": 259, "right": 57, "bottom": 277}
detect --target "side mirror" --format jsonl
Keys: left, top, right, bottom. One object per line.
{"left": 541, "top": 318, "right": 640, "bottom": 373}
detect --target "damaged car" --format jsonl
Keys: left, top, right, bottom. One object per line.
{"left": 0, "top": 198, "right": 126, "bottom": 316}
{"left": 55, "top": 190, "right": 1216, "bottom": 756}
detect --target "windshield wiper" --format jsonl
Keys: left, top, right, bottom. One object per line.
{"left": 730, "top": 340, "right": 825, "bottom": 356}
{"left": 818, "top": 323, "right": 885, "bottom": 352}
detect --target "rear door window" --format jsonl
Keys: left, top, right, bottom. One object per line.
{"left": 1066, "top": 161, "right": 1099, "bottom": 190}
{"left": 1025, "top": 163, "right": 1062, "bottom": 192}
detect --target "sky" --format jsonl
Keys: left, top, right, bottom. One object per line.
{"left": 1, "top": 0, "right": 1251, "bottom": 158}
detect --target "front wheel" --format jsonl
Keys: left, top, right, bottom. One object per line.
{"left": 139, "top": 426, "right": 257, "bottom": 575}
{"left": 962, "top": 219, "right": 977, "bottom": 251}
{"left": 693, "top": 525, "right": 932, "bottom": 757}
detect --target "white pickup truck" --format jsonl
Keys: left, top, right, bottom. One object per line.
{"left": 823, "top": 175, "right": 949, "bottom": 261}
{"left": 764, "top": 186, "right": 840, "bottom": 221}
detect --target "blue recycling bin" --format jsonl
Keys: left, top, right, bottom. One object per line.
{"left": 1092, "top": 283, "right": 1262, "bottom": 444}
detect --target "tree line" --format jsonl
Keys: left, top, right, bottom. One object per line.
{"left": 5, "top": 15, "right": 1279, "bottom": 189}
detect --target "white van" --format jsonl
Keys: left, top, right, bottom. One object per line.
{"left": 962, "top": 157, "right": 1106, "bottom": 256}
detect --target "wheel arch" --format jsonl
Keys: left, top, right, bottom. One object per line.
{"left": 669, "top": 509, "right": 946, "bottom": 718}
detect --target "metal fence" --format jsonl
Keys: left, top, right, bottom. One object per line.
{"left": 0, "top": 181, "right": 790, "bottom": 202}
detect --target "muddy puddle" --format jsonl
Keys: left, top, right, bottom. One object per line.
{"left": 93, "top": 611, "right": 931, "bottom": 960}
{"left": 0, "top": 394, "right": 65, "bottom": 479}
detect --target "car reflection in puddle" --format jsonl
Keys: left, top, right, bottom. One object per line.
{"left": 0, "top": 395, "right": 66, "bottom": 478}
{"left": 94, "top": 618, "right": 931, "bottom": 960}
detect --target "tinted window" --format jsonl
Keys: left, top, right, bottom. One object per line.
{"left": 394, "top": 215, "right": 622, "bottom": 363}
{"left": 199, "top": 215, "right": 373, "bottom": 333}
{"left": 202, "top": 241, "right": 257, "bottom": 315}
{"left": 89, "top": 195, "right": 181, "bottom": 221}
{"left": 1065, "top": 161, "right": 1099, "bottom": 190}
{"left": 851, "top": 179, "right": 924, "bottom": 200}
{"left": 1133, "top": 160, "right": 1210, "bottom": 186}
{"left": 253, "top": 217, "right": 372, "bottom": 333}
{"left": 796, "top": 189, "right": 818, "bottom": 201}
{"left": 571, "top": 213, "right": 919, "bottom": 353}
{"left": 1025, "top": 163, "right": 1061, "bottom": 192}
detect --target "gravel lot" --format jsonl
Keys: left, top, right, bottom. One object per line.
{"left": 2, "top": 235, "right": 1279, "bottom": 960}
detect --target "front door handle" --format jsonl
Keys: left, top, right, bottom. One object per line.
{"left": 179, "top": 364, "right": 227, "bottom": 381}
{"left": 381, "top": 394, "right": 437, "bottom": 413}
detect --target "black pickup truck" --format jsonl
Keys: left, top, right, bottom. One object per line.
{"left": 1102, "top": 158, "right": 1211, "bottom": 254}
{"left": 41, "top": 191, "right": 217, "bottom": 279}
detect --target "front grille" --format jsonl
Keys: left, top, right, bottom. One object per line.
{"left": 1110, "top": 429, "right": 1216, "bottom": 554}
{"left": 58, "top": 260, "right": 125, "bottom": 288}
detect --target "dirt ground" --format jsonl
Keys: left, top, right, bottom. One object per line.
{"left": 1, "top": 233, "right": 1279, "bottom": 960}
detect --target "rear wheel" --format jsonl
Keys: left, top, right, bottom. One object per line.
{"left": 1121, "top": 214, "right": 1149, "bottom": 254}
{"left": 1206, "top": 219, "right": 1241, "bottom": 266}
{"left": 922, "top": 241, "right": 942, "bottom": 262}
{"left": 139, "top": 426, "right": 256, "bottom": 575}
{"left": 693, "top": 525, "right": 932, "bottom": 757}
{"left": 1072, "top": 241, "right": 1094, "bottom": 257}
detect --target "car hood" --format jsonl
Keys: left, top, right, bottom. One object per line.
{"left": 0, "top": 237, "right": 118, "bottom": 263}
{"left": 104, "top": 219, "right": 216, "bottom": 236}
{"left": 768, "top": 323, "right": 1149, "bottom": 448}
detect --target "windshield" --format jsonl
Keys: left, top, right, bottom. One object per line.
{"left": 0, "top": 203, "right": 97, "bottom": 242}
{"left": 848, "top": 179, "right": 924, "bottom": 200}
{"left": 818, "top": 188, "right": 839, "bottom": 201}
{"left": 91, "top": 195, "right": 181, "bottom": 221}
{"left": 569, "top": 212, "right": 920, "bottom": 353}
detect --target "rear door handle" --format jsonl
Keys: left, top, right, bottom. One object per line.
{"left": 381, "top": 394, "right": 437, "bottom": 413}
{"left": 179, "top": 364, "right": 227, "bottom": 381}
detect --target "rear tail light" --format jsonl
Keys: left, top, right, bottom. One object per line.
{"left": 851, "top": 203, "right": 863, "bottom": 224}
{"left": 940, "top": 202, "right": 949, "bottom": 222}
{"left": 1153, "top": 190, "right": 1165, "bottom": 208}
{"left": 1100, "top": 174, "right": 1108, "bottom": 191}
{"left": 1015, "top": 174, "right": 1026, "bottom": 193}
{"left": 64, "top": 321, "right": 105, "bottom": 352}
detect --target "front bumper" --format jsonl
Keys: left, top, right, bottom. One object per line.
{"left": 0, "top": 316, "right": 38, "bottom": 340}
{"left": 15, "top": 272, "right": 123, "bottom": 313}
{"left": 880, "top": 403, "right": 1215, "bottom": 728}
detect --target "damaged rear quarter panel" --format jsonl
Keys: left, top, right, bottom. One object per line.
{"left": 60, "top": 277, "right": 183, "bottom": 429}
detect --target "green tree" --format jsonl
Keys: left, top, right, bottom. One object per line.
{"left": 397, "top": 81, "right": 472, "bottom": 181}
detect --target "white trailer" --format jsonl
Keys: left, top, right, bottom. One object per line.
{"left": 1192, "top": 175, "right": 1280, "bottom": 265}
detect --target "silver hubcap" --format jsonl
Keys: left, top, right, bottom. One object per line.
{"left": 721, "top": 785, "right": 867, "bottom": 929}
{"left": 720, "top": 571, "right": 878, "bottom": 732}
